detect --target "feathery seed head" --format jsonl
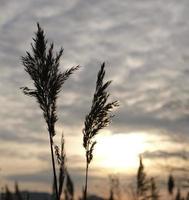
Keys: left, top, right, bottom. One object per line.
{"left": 21, "top": 23, "right": 79, "bottom": 137}
{"left": 83, "top": 62, "right": 119, "bottom": 164}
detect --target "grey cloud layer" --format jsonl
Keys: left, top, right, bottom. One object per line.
{"left": 0, "top": 0, "right": 189, "bottom": 191}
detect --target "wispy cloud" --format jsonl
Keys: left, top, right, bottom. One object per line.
{"left": 0, "top": 0, "right": 189, "bottom": 194}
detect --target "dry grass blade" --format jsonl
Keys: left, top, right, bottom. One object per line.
{"left": 21, "top": 23, "right": 79, "bottom": 137}
{"left": 82, "top": 62, "right": 119, "bottom": 200}
{"left": 21, "top": 23, "right": 79, "bottom": 200}
{"left": 15, "top": 182, "right": 23, "bottom": 200}
{"left": 58, "top": 134, "right": 66, "bottom": 198}
{"left": 137, "top": 155, "right": 151, "bottom": 200}
{"left": 150, "top": 178, "right": 160, "bottom": 200}
{"left": 64, "top": 172, "right": 74, "bottom": 200}
{"left": 83, "top": 62, "right": 119, "bottom": 164}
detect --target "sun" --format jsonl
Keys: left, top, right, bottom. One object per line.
{"left": 94, "top": 132, "right": 152, "bottom": 173}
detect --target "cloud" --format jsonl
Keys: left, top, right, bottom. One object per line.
{"left": 7, "top": 169, "right": 53, "bottom": 184}
{"left": 1, "top": 0, "right": 189, "bottom": 194}
{"left": 143, "top": 150, "right": 189, "bottom": 160}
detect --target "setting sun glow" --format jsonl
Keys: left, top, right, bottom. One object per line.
{"left": 95, "top": 132, "right": 153, "bottom": 173}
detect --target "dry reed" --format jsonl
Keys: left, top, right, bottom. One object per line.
{"left": 82, "top": 63, "right": 119, "bottom": 200}
{"left": 21, "top": 23, "right": 79, "bottom": 200}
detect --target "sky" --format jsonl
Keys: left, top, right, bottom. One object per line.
{"left": 0, "top": 0, "right": 189, "bottom": 198}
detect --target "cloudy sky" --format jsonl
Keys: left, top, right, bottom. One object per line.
{"left": 0, "top": 0, "right": 189, "bottom": 198}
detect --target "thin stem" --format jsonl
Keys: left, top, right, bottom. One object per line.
{"left": 49, "top": 134, "right": 59, "bottom": 200}
{"left": 84, "top": 160, "right": 89, "bottom": 200}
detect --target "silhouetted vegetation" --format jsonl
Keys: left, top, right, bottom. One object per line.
{"left": 21, "top": 23, "right": 79, "bottom": 200}
{"left": 1, "top": 156, "right": 189, "bottom": 200}
{"left": 109, "top": 175, "right": 121, "bottom": 200}
{"left": 64, "top": 172, "right": 74, "bottom": 200}
{"left": 0, "top": 22, "right": 188, "bottom": 200}
{"left": 150, "top": 178, "right": 159, "bottom": 200}
{"left": 15, "top": 182, "right": 23, "bottom": 200}
{"left": 4, "top": 186, "right": 13, "bottom": 200}
{"left": 82, "top": 63, "right": 119, "bottom": 200}
{"left": 168, "top": 174, "right": 175, "bottom": 195}
{"left": 137, "top": 155, "right": 150, "bottom": 200}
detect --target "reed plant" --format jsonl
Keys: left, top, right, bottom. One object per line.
{"left": 150, "top": 178, "right": 159, "bottom": 200}
{"left": 64, "top": 171, "right": 74, "bottom": 200}
{"left": 21, "top": 23, "right": 79, "bottom": 200}
{"left": 82, "top": 63, "right": 119, "bottom": 200}
{"left": 137, "top": 155, "right": 149, "bottom": 200}
{"left": 54, "top": 133, "right": 66, "bottom": 199}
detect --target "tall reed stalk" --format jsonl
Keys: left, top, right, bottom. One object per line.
{"left": 21, "top": 23, "right": 79, "bottom": 200}
{"left": 82, "top": 63, "right": 119, "bottom": 200}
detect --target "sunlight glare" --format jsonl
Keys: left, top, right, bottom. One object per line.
{"left": 95, "top": 132, "right": 152, "bottom": 173}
